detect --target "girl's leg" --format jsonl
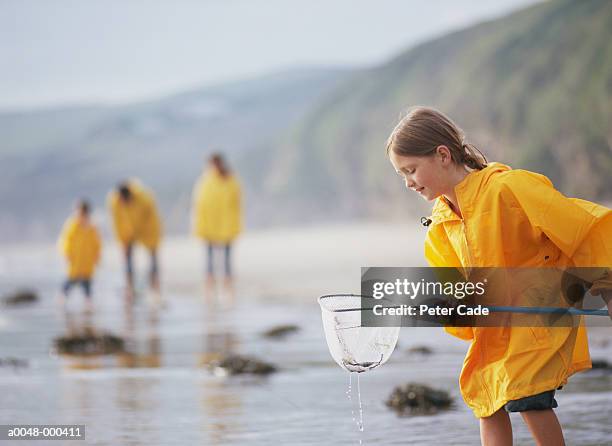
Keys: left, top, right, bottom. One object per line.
{"left": 520, "top": 409, "right": 565, "bottom": 446}
{"left": 81, "top": 279, "right": 93, "bottom": 312}
{"left": 124, "top": 243, "right": 135, "bottom": 300}
{"left": 58, "top": 279, "right": 73, "bottom": 306}
{"left": 480, "top": 408, "right": 513, "bottom": 446}
{"left": 204, "top": 243, "right": 216, "bottom": 302}
{"left": 223, "top": 244, "right": 232, "bottom": 278}
{"left": 149, "top": 249, "right": 160, "bottom": 292}
{"left": 62, "top": 279, "right": 73, "bottom": 296}
{"left": 222, "top": 244, "right": 234, "bottom": 304}
{"left": 81, "top": 279, "right": 92, "bottom": 299}
{"left": 206, "top": 243, "right": 214, "bottom": 278}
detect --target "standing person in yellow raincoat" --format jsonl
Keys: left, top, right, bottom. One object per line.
{"left": 191, "top": 154, "right": 242, "bottom": 300}
{"left": 386, "top": 106, "right": 612, "bottom": 446}
{"left": 108, "top": 180, "right": 162, "bottom": 301}
{"left": 57, "top": 199, "right": 101, "bottom": 309}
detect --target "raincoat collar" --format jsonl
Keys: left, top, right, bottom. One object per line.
{"left": 430, "top": 162, "right": 511, "bottom": 224}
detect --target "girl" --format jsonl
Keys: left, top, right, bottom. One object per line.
{"left": 57, "top": 199, "right": 102, "bottom": 310}
{"left": 192, "top": 153, "right": 242, "bottom": 301}
{"left": 108, "top": 180, "right": 162, "bottom": 301}
{"left": 386, "top": 106, "right": 612, "bottom": 445}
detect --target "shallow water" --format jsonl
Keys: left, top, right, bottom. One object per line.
{"left": 1, "top": 233, "right": 611, "bottom": 445}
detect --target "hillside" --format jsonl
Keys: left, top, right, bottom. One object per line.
{"left": 2, "top": 0, "right": 611, "bottom": 242}
{"left": 0, "top": 68, "right": 351, "bottom": 241}
{"left": 266, "top": 0, "right": 612, "bottom": 222}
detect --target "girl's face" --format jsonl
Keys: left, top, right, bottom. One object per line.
{"left": 388, "top": 148, "right": 451, "bottom": 201}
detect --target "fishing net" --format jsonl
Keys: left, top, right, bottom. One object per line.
{"left": 318, "top": 294, "right": 400, "bottom": 373}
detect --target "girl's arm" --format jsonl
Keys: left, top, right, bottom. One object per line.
{"left": 501, "top": 170, "right": 612, "bottom": 308}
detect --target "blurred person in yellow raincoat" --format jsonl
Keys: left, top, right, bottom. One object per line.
{"left": 108, "top": 180, "right": 162, "bottom": 301}
{"left": 387, "top": 106, "right": 612, "bottom": 446}
{"left": 57, "top": 199, "right": 101, "bottom": 309}
{"left": 192, "top": 154, "right": 242, "bottom": 300}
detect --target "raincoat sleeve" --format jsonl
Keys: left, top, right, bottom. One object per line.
{"left": 107, "top": 191, "right": 132, "bottom": 246}
{"left": 191, "top": 177, "right": 203, "bottom": 236}
{"left": 424, "top": 225, "right": 461, "bottom": 268}
{"left": 501, "top": 170, "right": 612, "bottom": 295}
{"left": 92, "top": 226, "right": 102, "bottom": 265}
{"left": 57, "top": 219, "right": 76, "bottom": 260}
{"left": 424, "top": 225, "right": 474, "bottom": 341}
{"left": 230, "top": 178, "right": 242, "bottom": 235}
{"left": 140, "top": 192, "right": 162, "bottom": 249}
{"left": 569, "top": 199, "right": 612, "bottom": 295}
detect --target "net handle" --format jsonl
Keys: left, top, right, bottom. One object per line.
{"left": 318, "top": 293, "right": 381, "bottom": 313}
{"left": 318, "top": 295, "right": 610, "bottom": 317}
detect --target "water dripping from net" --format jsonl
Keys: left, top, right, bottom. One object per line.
{"left": 346, "top": 372, "right": 365, "bottom": 445}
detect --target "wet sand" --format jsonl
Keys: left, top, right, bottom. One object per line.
{"left": 0, "top": 222, "right": 610, "bottom": 445}
{"left": 160, "top": 221, "right": 428, "bottom": 300}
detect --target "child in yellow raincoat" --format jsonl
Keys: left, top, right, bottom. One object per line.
{"left": 57, "top": 200, "right": 101, "bottom": 307}
{"left": 191, "top": 153, "right": 242, "bottom": 295}
{"left": 108, "top": 180, "right": 162, "bottom": 300}
{"left": 386, "top": 106, "right": 612, "bottom": 445}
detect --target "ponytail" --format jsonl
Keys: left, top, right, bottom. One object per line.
{"left": 461, "top": 142, "right": 488, "bottom": 170}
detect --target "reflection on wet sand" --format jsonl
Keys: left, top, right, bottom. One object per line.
{"left": 55, "top": 303, "right": 163, "bottom": 370}
{"left": 118, "top": 304, "right": 162, "bottom": 369}
{"left": 199, "top": 308, "right": 242, "bottom": 445}
{"left": 203, "top": 275, "right": 236, "bottom": 310}
{"left": 56, "top": 307, "right": 123, "bottom": 370}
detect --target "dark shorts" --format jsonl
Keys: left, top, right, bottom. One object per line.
{"left": 63, "top": 278, "right": 92, "bottom": 298}
{"left": 504, "top": 388, "right": 561, "bottom": 412}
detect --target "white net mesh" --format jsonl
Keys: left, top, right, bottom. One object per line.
{"left": 318, "top": 294, "right": 400, "bottom": 373}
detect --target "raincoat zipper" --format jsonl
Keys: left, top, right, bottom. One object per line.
{"left": 457, "top": 197, "right": 492, "bottom": 410}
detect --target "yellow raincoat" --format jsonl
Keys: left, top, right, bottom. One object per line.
{"left": 424, "top": 162, "right": 612, "bottom": 418}
{"left": 58, "top": 217, "right": 101, "bottom": 279}
{"left": 107, "top": 180, "right": 162, "bottom": 250}
{"left": 192, "top": 170, "right": 242, "bottom": 243}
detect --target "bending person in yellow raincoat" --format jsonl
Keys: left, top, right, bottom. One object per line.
{"left": 191, "top": 154, "right": 242, "bottom": 299}
{"left": 58, "top": 199, "right": 102, "bottom": 308}
{"left": 108, "top": 180, "right": 162, "bottom": 300}
{"left": 386, "top": 106, "right": 612, "bottom": 446}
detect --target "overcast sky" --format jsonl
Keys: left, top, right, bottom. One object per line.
{"left": 0, "top": 0, "right": 539, "bottom": 110}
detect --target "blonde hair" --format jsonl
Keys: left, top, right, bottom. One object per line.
{"left": 386, "top": 106, "right": 487, "bottom": 170}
